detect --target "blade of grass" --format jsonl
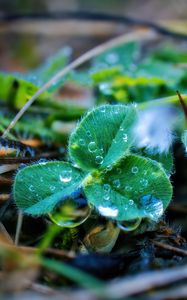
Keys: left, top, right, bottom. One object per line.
{"left": 37, "top": 223, "right": 62, "bottom": 255}
{"left": 41, "top": 257, "right": 104, "bottom": 291}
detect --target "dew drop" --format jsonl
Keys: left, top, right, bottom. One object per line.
{"left": 49, "top": 198, "right": 91, "bottom": 228}
{"left": 50, "top": 186, "right": 56, "bottom": 192}
{"left": 103, "top": 184, "right": 111, "bottom": 192}
{"left": 114, "top": 108, "right": 119, "bottom": 114}
{"left": 88, "top": 141, "right": 97, "bottom": 153}
{"left": 123, "top": 133, "right": 128, "bottom": 142}
{"left": 106, "top": 52, "right": 119, "bottom": 64}
{"left": 98, "top": 205, "right": 118, "bottom": 218}
{"left": 95, "top": 155, "right": 103, "bottom": 165}
{"left": 140, "top": 178, "right": 148, "bottom": 187}
{"left": 100, "top": 148, "right": 104, "bottom": 154}
{"left": 117, "top": 168, "right": 122, "bottom": 174}
{"left": 125, "top": 185, "right": 132, "bottom": 192}
{"left": 106, "top": 165, "right": 112, "bottom": 171}
{"left": 113, "top": 179, "right": 121, "bottom": 189}
{"left": 117, "top": 218, "right": 141, "bottom": 232}
{"left": 86, "top": 131, "right": 91, "bottom": 137}
{"left": 140, "top": 194, "right": 163, "bottom": 221}
{"left": 124, "top": 205, "right": 128, "bottom": 211}
{"left": 59, "top": 170, "right": 72, "bottom": 183}
{"left": 103, "top": 194, "right": 110, "bottom": 201}
{"left": 129, "top": 199, "right": 134, "bottom": 206}
{"left": 79, "top": 138, "right": 85, "bottom": 146}
{"left": 131, "top": 166, "right": 139, "bottom": 174}
{"left": 38, "top": 158, "right": 48, "bottom": 165}
{"left": 29, "top": 185, "right": 35, "bottom": 192}
{"left": 100, "top": 106, "right": 106, "bottom": 113}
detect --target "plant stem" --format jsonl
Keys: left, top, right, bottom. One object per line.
{"left": 138, "top": 94, "right": 187, "bottom": 110}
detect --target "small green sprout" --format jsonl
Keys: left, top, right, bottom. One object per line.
{"left": 13, "top": 104, "right": 172, "bottom": 227}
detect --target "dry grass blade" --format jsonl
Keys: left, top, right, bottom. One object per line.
{"left": 104, "top": 264, "right": 187, "bottom": 298}
{"left": 152, "top": 240, "right": 187, "bottom": 257}
{"left": 0, "top": 164, "right": 19, "bottom": 174}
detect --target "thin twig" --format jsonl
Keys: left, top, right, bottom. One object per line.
{"left": 2, "top": 29, "right": 156, "bottom": 138}
{"left": 14, "top": 210, "right": 23, "bottom": 246}
{"left": 145, "top": 284, "right": 187, "bottom": 300}
{"left": 105, "top": 264, "right": 187, "bottom": 298}
{"left": 11, "top": 245, "right": 75, "bottom": 259}
{"left": 0, "top": 175, "right": 12, "bottom": 185}
{"left": 152, "top": 240, "right": 187, "bottom": 257}
{"left": 177, "top": 90, "right": 187, "bottom": 119}
{"left": 0, "top": 164, "right": 19, "bottom": 174}
{"left": 30, "top": 282, "right": 59, "bottom": 295}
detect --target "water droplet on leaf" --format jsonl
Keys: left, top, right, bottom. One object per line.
{"left": 113, "top": 179, "right": 121, "bottom": 189}
{"left": 88, "top": 141, "right": 97, "bottom": 153}
{"left": 98, "top": 205, "right": 118, "bottom": 218}
{"left": 129, "top": 199, "right": 134, "bottom": 206}
{"left": 49, "top": 198, "right": 91, "bottom": 228}
{"left": 29, "top": 185, "right": 35, "bottom": 192}
{"left": 117, "top": 218, "right": 141, "bottom": 232}
{"left": 86, "top": 130, "right": 91, "bottom": 137}
{"left": 95, "top": 155, "right": 103, "bottom": 165}
{"left": 140, "top": 178, "right": 148, "bottom": 187}
{"left": 123, "top": 133, "right": 128, "bottom": 142}
{"left": 140, "top": 194, "right": 163, "bottom": 221}
{"left": 106, "top": 52, "right": 119, "bottom": 64}
{"left": 131, "top": 166, "right": 139, "bottom": 174}
{"left": 125, "top": 185, "right": 132, "bottom": 192}
{"left": 79, "top": 138, "right": 85, "bottom": 146}
{"left": 59, "top": 170, "right": 72, "bottom": 183}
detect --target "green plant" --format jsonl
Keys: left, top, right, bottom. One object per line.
{"left": 13, "top": 104, "right": 172, "bottom": 228}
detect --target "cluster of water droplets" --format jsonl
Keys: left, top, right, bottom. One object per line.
{"left": 78, "top": 131, "right": 104, "bottom": 166}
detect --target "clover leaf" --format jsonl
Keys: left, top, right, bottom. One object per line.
{"left": 69, "top": 104, "right": 137, "bottom": 171}
{"left": 84, "top": 154, "right": 172, "bottom": 221}
{"left": 13, "top": 104, "right": 172, "bottom": 223}
{"left": 13, "top": 162, "right": 86, "bottom": 215}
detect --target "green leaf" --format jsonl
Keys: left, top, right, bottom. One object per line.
{"left": 31, "top": 47, "right": 71, "bottom": 90}
{"left": 0, "top": 73, "right": 41, "bottom": 109}
{"left": 83, "top": 154, "right": 172, "bottom": 221}
{"left": 91, "top": 67, "right": 122, "bottom": 84}
{"left": 13, "top": 161, "right": 86, "bottom": 215}
{"left": 142, "top": 150, "right": 173, "bottom": 175}
{"left": 69, "top": 104, "right": 137, "bottom": 172}
{"left": 41, "top": 258, "right": 104, "bottom": 290}
{"left": 93, "top": 42, "right": 139, "bottom": 70}
{"left": 136, "top": 59, "right": 184, "bottom": 85}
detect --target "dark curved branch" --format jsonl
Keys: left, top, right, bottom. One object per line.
{"left": 0, "top": 10, "right": 187, "bottom": 40}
